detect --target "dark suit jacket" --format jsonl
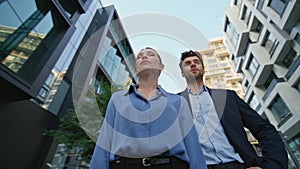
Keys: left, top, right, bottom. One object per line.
{"left": 179, "top": 87, "right": 288, "bottom": 169}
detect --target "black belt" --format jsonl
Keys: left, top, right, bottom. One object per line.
{"left": 111, "top": 156, "right": 186, "bottom": 167}
{"left": 207, "top": 161, "right": 246, "bottom": 169}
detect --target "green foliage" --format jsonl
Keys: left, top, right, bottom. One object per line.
{"left": 45, "top": 81, "right": 112, "bottom": 160}
{"left": 45, "top": 108, "right": 95, "bottom": 159}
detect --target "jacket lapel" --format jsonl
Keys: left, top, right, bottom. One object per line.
{"left": 179, "top": 88, "right": 193, "bottom": 117}
{"left": 207, "top": 88, "right": 227, "bottom": 120}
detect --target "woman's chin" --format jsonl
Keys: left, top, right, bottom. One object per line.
{"left": 136, "top": 67, "right": 162, "bottom": 75}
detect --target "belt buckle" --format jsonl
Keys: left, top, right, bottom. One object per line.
{"left": 142, "top": 157, "right": 151, "bottom": 167}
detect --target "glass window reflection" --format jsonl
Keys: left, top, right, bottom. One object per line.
{"left": 8, "top": 0, "right": 38, "bottom": 23}
{"left": 0, "top": 1, "right": 22, "bottom": 28}
{"left": 0, "top": 0, "right": 58, "bottom": 84}
{"left": 57, "top": 0, "right": 78, "bottom": 19}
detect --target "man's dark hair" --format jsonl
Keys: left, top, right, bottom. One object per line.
{"left": 179, "top": 50, "right": 204, "bottom": 70}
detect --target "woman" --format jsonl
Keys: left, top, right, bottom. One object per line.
{"left": 89, "top": 47, "right": 207, "bottom": 169}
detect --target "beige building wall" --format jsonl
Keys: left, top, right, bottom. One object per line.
{"left": 199, "top": 37, "right": 245, "bottom": 99}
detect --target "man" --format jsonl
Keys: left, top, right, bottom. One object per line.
{"left": 89, "top": 47, "right": 207, "bottom": 169}
{"left": 178, "top": 50, "right": 288, "bottom": 169}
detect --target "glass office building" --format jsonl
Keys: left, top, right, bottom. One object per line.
{"left": 0, "top": 0, "right": 136, "bottom": 168}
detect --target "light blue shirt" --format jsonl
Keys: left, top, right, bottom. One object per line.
{"left": 189, "top": 85, "right": 243, "bottom": 165}
{"left": 90, "top": 84, "right": 207, "bottom": 169}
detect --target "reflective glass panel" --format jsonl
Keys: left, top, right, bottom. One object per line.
{"left": 0, "top": 0, "right": 55, "bottom": 84}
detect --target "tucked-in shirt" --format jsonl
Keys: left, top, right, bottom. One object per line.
{"left": 189, "top": 85, "right": 243, "bottom": 165}
{"left": 90, "top": 84, "right": 207, "bottom": 169}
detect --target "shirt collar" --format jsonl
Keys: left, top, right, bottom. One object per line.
{"left": 188, "top": 84, "right": 208, "bottom": 95}
{"left": 125, "top": 84, "right": 167, "bottom": 96}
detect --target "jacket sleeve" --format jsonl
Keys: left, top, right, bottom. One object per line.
{"left": 180, "top": 97, "right": 207, "bottom": 169}
{"left": 233, "top": 91, "right": 288, "bottom": 169}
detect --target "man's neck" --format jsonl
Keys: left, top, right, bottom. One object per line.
{"left": 187, "top": 81, "right": 203, "bottom": 94}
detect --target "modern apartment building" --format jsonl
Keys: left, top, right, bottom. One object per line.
{"left": 199, "top": 37, "right": 245, "bottom": 99}
{"left": 223, "top": 0, "right": 300, "bottom": 168}
{"left": 0, "top": 0, "right": 136, "bottom": 168}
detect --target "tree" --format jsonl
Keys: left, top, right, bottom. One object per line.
{"left": 45, "top": 81, "right": 112, "bottom": 164}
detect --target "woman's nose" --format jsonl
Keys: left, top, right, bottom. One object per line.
{"left": 142, "top": 55, "right": 148, "bottom": 59}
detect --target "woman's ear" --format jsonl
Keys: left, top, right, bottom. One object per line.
{"left": 160, "top": 64, "right": 165, "bottom": 71}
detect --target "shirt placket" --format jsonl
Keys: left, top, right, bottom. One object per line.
{"left": 198, "top": 92, "right": 223, "bottom": 163}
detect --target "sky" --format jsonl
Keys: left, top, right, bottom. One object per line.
{"left": 100, "top": 0, "right": 231, "bottom": 93}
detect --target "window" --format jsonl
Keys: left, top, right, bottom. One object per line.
{"left": 233, "top": 54, "right": 240, "bottom": 65}
{"left": 243, "top": 80, "right": 249, "bottom": 94}
{"left": 209, "top": 64, "right": 219, "bottom": 69}
{"left": 257, "top": 0, "right": 267, "bottom": 17}
{"left": 294, "top": 79, "right": 300, "bottom": 93}
{"left": 250, "top": 17, "right": 263, "bottom": 33}
{"left": 288, "top": 134, "right": 300, "bottom": 167}
{"left": 0, "top": 0, "right": 61, "bottom": 84}
{"left": 295, "top": 33, "right": 300, "bottom": 45}
{"left": 58, "top": 0, "right": 74, "bottom": 18}
{"left": 220, "top": 62, "right": 228, "bottom": 67}
{"left": 38, "top": 87, "right": 48, "bottom": 99}
{"left": 283, "top": 48, "right": 297, "bottom": 69}
{"left": 242, "top": 6, "right": 252, "bottom": 25}
{"left": 208, "top": 58, "right": 216, "bottom": 63}
{"left": 45, "top": 73, "right": 55, "bottom": 87}
{"left": 225, "top": 18, "right": 239, "bottom": 46}
{"left": 269, "top": 95, "right": 292, "bottom": 123}
{"left": 264, "top": 71, "right": 277, "bottom": 89}
{"left": 262, "top": 31, "right": 279, "bottom": 56}
{"left": 225, "top": 68, "right": 231, "bottom": 73}
{"left": 249, "top": 92, "right": 260, "bottom": 110}
{"left": 268, "top": 0, "right": 288, "bottom": 16}
{"left": 247, "top": 54, "right": 260, "bottom": 77}
{"left": 233, "top": 0, "right": 242, "bottom": 5}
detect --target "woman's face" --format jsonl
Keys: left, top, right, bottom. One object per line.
{"left": 135, "top": 48, "right": 164, "bottom": 75}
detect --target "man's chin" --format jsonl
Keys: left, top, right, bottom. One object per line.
{"left": 185, "top": 74, "right": 202, "bottom": 83}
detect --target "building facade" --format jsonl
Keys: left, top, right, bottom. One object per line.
{"left": 199, "top": 37, "right": 245, "bottom": 99}
{"left": 0, "top": 0, "right": 136, "bottom": 168}
{"left": 222, "top": 0, "right": 300, "bottom": 168}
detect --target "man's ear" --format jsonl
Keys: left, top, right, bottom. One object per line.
{"left": 181, "top": 71, "right": 185, "bottom": 77}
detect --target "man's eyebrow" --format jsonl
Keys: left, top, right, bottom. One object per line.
{"left": 183, "top": 60, "right": 191, "bottom": 63}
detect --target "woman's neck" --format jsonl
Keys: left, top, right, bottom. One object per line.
{"left": 138, "top": 73, "right": 159, "bottom": 100}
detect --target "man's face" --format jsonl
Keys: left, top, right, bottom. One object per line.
{"left": 135, "top": 48, "right": 164, "bottom": 75}
{"left": 181, "top": 56, "right": 205, "bottom": 81}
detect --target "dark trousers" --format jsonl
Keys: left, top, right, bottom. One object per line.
{"left": 207, "top": 161, "right": 246, "bottom": 169}
{"left": 110, "top": 156, "right": 188, "bottom": 169}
